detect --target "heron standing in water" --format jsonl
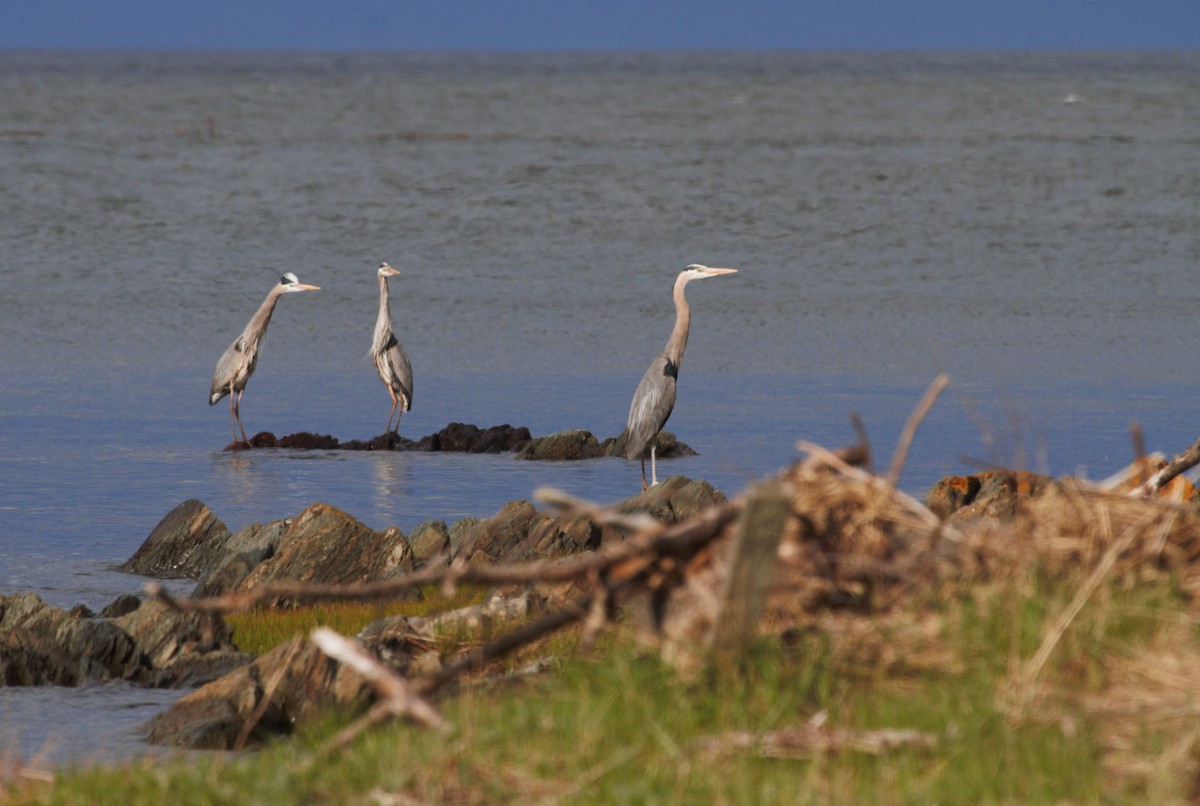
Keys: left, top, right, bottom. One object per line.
{"left": 624, "top": 264, "right": 737, "bottom": 490}
{"left": 371, "top": 262, "right": 413, "bottom": 434}
{"left": 209, "top": 272, "right": 320, "bottom": 444}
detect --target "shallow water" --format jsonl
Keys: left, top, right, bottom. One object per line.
{"left": 1, "top": 50, "right": 1198, "bottom": 765}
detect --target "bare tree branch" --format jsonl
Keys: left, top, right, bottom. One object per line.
{"left": 1130, "top": 436, "right": 1200, "bottom": 498}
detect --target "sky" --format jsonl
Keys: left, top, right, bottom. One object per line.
{"left": 2, "top": 0, "right": 1198, "bottom": 51}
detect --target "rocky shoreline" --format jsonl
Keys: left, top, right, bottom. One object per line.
{"left": 3, "top": 455, "right": 1195, "bottom": 754}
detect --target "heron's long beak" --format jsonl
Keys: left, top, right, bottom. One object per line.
{"left": 297, "top": 283, "right": 321, "bottom": 291}
{"left": 705, "top": 267, "right": 738, "bottom": 277}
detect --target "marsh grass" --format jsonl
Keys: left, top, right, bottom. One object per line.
{"left": 10, "top": 472, "right": 1200, "bottom": 804}
{"left": 225, "top": 584, "right": 490, "bottom": 655}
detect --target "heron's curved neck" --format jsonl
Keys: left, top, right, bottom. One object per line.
{"left": 664, "top": 274, "right": 692, "bottom": 367}
{"left": 376, "top": 274, "right": 393, "bottom": 329}
{"left": 244, "top": 284, "right": 284, "bottom": 345}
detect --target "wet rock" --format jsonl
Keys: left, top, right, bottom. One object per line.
{"left": 233, "top": 503, "right": 415, "bottom": 604}
{"left": 249, "top": 432, "right": 278, "bottom": 448}
{"left": 516, "top": 429, "right": 604, "bottom": 460}
{"left": 116, "top": 598, "right": 250, "bottom": 688}
{"left": 409, "top": 520, "right": 451, "bottom": 564}
{"left": 68, "top": 604, "right": 96, "bottom": 619}
{"left": 430, "top": 422, "right": 532, "bottom": 453}
{"left": 100, "top": 594, "right": 142, "bottom": 618}
{"left": 276, "top": 432, "right": 339, "bottom": 450}
{"left": 600, "top": 429, "right": 696, "bottom": 459}
{"left": 119, "top": 499, "right": 232, "bottom": 580}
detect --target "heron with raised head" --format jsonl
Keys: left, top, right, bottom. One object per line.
{"left": 624, "top": 264, "right": 737, "bottom": 490}
{"left": 371, "top": 262, "right": 414, "bottom": 434}
{"left": 209, "top": 272, "right": 320, "bottom": 444}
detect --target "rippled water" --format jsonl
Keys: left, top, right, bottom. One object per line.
{"left": 1, "top": 50, "right": 1198, "bottom": 765}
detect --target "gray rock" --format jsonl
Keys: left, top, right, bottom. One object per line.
{"left": 193, "top": 519, "right": 287, "bottom": 597}
{"left": 408, "top": 520, "right": 450, "bottom": 564}
{"left": 0, "top": 593, "right": 145, "bottom": 686}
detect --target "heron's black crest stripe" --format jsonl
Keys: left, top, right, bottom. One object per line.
{"left": 663, "top": 359, "right": 677, "bottom": 380}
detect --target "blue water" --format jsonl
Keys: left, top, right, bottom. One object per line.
{"left": 1, "top": 49, "right": 1199, "bottom": 765}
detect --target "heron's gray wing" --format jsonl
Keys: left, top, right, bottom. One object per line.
{"left": 375, "top": 333, "right": 414, "bottom": 411}
{"left": 209, "top": 337, "right": 244, "bottom": 404}
{"left": 624, "top": 355, "right": 677, "bottom": 459}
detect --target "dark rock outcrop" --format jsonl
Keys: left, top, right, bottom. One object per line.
{"left": 119, "top": 499, "right": 232, "bottom": 579}
{"left": 516, "top": 429, "right": 604, "bottom": 460}
{"left": 599, "top": 429, "right": 696, "bottom": 460}
{"left": 0, "top": 593, "right": 244, "bottom": 689}
{"left": 220, "top": 422, "right": 700, "bottom": 461}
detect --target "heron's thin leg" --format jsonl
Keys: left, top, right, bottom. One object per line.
{"left": 387, "top": 399, "right": 399, "bottom": 434}
{"left": 650, "top": 444, "right": 658, "bottom": 487}
{"left": 640, "top": 456, "right": 648, "bottom": 491}
{"left": 227, "top": 385, "right": 239, "bottom": 444}
{"left": 234, "top": 389, "right": 248, "bottom": 443}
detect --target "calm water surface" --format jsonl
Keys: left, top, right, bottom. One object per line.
{"left": 1, "top": 50, "right": 1198, "bottom": 765}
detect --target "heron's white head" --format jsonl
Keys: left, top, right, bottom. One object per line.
{"left": 378, "top": 262, "right": 401, "bottom": 278}
{"left": 680, "top": 264, "right": 738, "bottom": 282}
{"left": 278, "top": 271, "right": 320, "bottom": 292}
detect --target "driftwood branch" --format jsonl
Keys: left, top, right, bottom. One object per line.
{"left": 696, "top": 712, "right": 937, "bottom": 759}
{"left": 1130, "top": 436, "right": 1200, "bottom": 498}
{"left": 311, "top": 627, "right": 447, "bottom": 738}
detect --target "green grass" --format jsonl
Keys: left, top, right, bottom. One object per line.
{"left": 7, "top": 573, "right": 1196, "bottom": 805}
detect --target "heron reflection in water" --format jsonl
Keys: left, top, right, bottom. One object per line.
{"left": 624, "top": 264, "right": 737, "bottom": 490}
{"left": 209, "top": 272, "right": 320, "bottom": 444}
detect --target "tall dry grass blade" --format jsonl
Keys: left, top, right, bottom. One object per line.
{"left": 1004, "top": 506, "right": 1163, "bottom": 715}
{"left": 886, "top": 373, "right": 950, "bottom": 488}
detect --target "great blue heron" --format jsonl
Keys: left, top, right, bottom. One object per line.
{"left": 371, "top": 262, "right": 413, "bottom": 434}
{"left": 624, "top": 264, "right": 737, "bottom": 490}
{"left": 209, "top": 272, "right": 320, "bottom": 444}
